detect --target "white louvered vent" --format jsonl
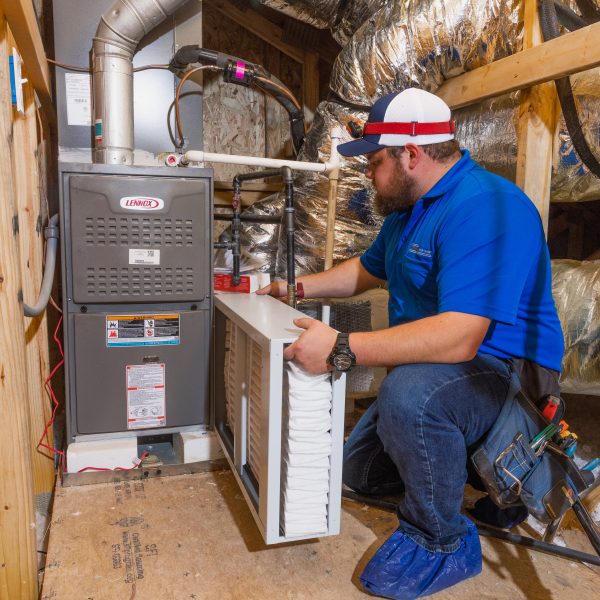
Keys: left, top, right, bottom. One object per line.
{"left": 224, "top": 318, "right": 237, "bottom": 433}
{"left": 215, "top": 294, "right": 346, "bottom": 545}
{"left": 247, "top": 338, "right": 263, "bottom": 483}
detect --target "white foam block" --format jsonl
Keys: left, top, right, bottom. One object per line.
{"left": 174, "top": 429, "right": 224, "bottom": 463}
{"left": 66, "top": 437, "right": 138, "bottom": 473}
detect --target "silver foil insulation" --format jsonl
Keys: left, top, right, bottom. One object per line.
{"left": 552, "top": 260, "right": 600, "bottom": 394}
{"left": 249, "top": 0, "right": 600, "bottom": 391}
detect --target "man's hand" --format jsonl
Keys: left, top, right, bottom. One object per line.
{"left": 283, "top": 318, "right": 338, "bottom": 374}
{"left": 256, "top": 280, "right": 287, "bottom": 300}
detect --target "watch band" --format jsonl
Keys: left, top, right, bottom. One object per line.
{"left": 328, "top": 332, "right": 356, "bottom": 372}
{"left": 336, "top": 332, "right": 351, "bottom": 351}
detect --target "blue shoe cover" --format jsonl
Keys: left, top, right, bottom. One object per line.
{"left": 359, "top": 518, "right": 482, "bottom": 599}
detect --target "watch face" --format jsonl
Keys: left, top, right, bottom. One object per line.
{"left": 333, "top": 353, "right": 353, "bottom": 372}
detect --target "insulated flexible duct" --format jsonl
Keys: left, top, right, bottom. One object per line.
{"left": 246, "top": 0, "right": 600, "bottom": 392}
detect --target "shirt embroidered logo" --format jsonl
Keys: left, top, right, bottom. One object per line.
{"left": 408, "top": 244, "right": 432, "bottom": 258}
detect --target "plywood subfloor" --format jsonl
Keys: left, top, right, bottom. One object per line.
{"left": 40, "top": 468, "right": 599, "bottom": 600}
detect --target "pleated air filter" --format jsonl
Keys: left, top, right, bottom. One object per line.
{"left": 214, "top": 294, "right": 346, "bottom": 544}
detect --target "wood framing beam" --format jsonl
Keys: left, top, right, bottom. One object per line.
{"left": 212, "top": 0, "right": 304, "bottom": 63}
{"left": 302, "top": 51, "right": 319, "bottom": 125}
{"left": 515, "top": 0, "right": 559, "bottom": 232}
{"left": 0, "top": 0, "right": 52, "bottom": 113}
{"left": 14, "top": 81, "right": 54, "bottom": 495}
{"left": 437, "top": 19, "right": 600, "bottom": 109}
{"left": 0, "top": 14, "right": 38, "bottom": 600}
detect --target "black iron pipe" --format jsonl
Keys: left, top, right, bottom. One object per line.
{"left": 282, "top": 167, "right": 297, "bottom": 308}
{"left": 477, "top": 524, "right": 600, "bottom": 566}
{"left": 231, "top": 208, "right": 241, "bottom": 286}
{"left": 214, "top": 213, "right": 282, "bottom": 224}
{"left": 232, "top": 169, "right": 281, "bottom": 184}
{"left": 571, "top": 499, "right": 600, "bottom": 556}
{"left": 227, "top": 169, "right": 286, "bottom": 286}
{"left": 341, "top": 489, "right": 600, "bottom": 566}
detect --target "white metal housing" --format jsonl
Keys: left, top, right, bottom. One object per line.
{"left": 214, "top": 294, "right": 346, "bottom": 545}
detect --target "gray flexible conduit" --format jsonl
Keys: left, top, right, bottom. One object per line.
{"left": 24, "top": 214, "right": 59, "bottom": 317}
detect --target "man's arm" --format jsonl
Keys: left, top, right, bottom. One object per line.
{"left": 256, "top": 256, "right": 385, "bottom": 300}
{"left": 283, "top": 311, "right": 491, "bottom": 374}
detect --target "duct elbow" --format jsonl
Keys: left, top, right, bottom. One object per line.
{"left": 92, "top": 0, "right": 191, "bottom": 164}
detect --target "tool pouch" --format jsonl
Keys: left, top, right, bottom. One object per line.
{"left": 471, "top": 372, "right": 589, "bottom": 523}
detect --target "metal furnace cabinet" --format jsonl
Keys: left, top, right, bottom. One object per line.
{"left": 59, "top": 163, "right": 213, "bottom": 443}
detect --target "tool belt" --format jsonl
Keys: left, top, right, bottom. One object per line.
{"left": 471, "top": 361, "right": 593, "bottom": 523}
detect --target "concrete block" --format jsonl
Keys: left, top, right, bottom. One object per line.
{"left": 174, "top": 429, "right": 224, "bottom": 463}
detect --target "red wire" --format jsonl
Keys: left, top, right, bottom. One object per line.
{"left": 38, "top": 315, "right": 66, "bottom": 469}
{"left": 38, "top": 314, "right": 151, "bottom": 474}
{"left": 77, "top": 450, "right": 150, "bottom": 473}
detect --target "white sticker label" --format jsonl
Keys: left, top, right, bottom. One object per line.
{"left": 129, "top": 248, "right": 160, "bottom": 265}
{"left": 126, "top": 364, "right": 166, "bottom": 430}
{"left": 65, "top": 73, "right": 92, "bottom": 126}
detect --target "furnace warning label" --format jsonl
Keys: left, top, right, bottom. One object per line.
{"left": 106, "top": 314, "right": 180, "bottom": 347}
{"left": 126, "top": 363, "right": 166, "bottom": 430}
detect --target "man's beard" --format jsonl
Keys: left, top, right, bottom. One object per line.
{"left": 374, "top": 162, "right": 419, "bottom": 216}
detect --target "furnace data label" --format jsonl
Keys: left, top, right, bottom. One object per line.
{"left": 126, "top": 363, "right": 166, "bottom": 430}
{"left": 106, "top": 314, "right": 180, "bottom": 347}
{"left": 128, "top": 248, "right": 160, "bottom": 265}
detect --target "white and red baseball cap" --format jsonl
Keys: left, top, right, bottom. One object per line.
{"left": 338, "top": 88, "right": 455, "bottom": 157}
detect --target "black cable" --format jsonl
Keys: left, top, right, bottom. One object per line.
{"left": 539, "top": 0, "right": 600, "bottom": 179}
{"left": 169, "top": 45, "right": 306, "bottom": 153}
{"left": 574, "top": 0, "right": 600, "bottom": 22}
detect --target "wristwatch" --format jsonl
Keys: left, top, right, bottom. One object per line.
{"left": 327, "top": 333, "right": 356, "bottom": 373}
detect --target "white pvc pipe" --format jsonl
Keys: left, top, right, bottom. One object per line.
{"left": 184, "top": 150, "right": 340, "bottom": 173}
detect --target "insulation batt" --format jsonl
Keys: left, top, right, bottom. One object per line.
{"left": 552, "top": 260, "right": 600, "bottom": 395}
{"left": 244, "top": 0, "right": 600, "bottom": 390}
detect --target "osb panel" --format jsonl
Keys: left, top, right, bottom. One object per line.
{"left": 41, "top": 470, "right": 600, "bottom": 600}
{"left": 40, "top": 471, "right": 372, "bottom": 600}
{"left": 202, "top": 4, "right": 298, "bottom": 181}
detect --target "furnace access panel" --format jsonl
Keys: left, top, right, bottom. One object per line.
{"left": 59, "top": 163, "right": 213, "bottom": 442}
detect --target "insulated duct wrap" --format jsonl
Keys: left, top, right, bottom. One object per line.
{"left": 244, "top": 0, "right": 600, "bottom": 392}
{"left": 260, "top": 0, "right": 388, "bottom": 45}
{"left": 242, "top": 101, "right": 381, "bottom": 275}
{"left": 260, "top": 0, "right": 340, "bottom": 29}
{"left": 552, "top": 260, "right": 600, "bottom": 395}
{"left": 453, "top": 72, "right": 600, "bottom": 203}
{"left": 329, "top": 0, "right": 522, "bottom": 105}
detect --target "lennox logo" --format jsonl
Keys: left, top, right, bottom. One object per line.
{"left": 120, "top": 196, "right": 164, "bottom": 211}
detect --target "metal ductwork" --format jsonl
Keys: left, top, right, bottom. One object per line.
{"left": 92, "top": 0, "right": 191, "bottom": 164}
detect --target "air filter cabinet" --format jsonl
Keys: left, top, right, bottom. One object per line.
{"left": 59, "top": 163, "right": 213, "bottom": 444}
{"left": 214, "top": 294, "right": 346, "bottom": 544}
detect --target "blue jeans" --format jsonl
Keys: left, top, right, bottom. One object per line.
{"left": 343, "top": 353, "right": 512, "bottom": 552}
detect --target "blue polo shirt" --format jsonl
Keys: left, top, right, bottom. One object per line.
{"left": 360, "top": 150, "right": 564, "bottom": 371}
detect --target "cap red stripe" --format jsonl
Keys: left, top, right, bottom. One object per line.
{"left": 363, "top": 120, "right": 455, "bottom": 136}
